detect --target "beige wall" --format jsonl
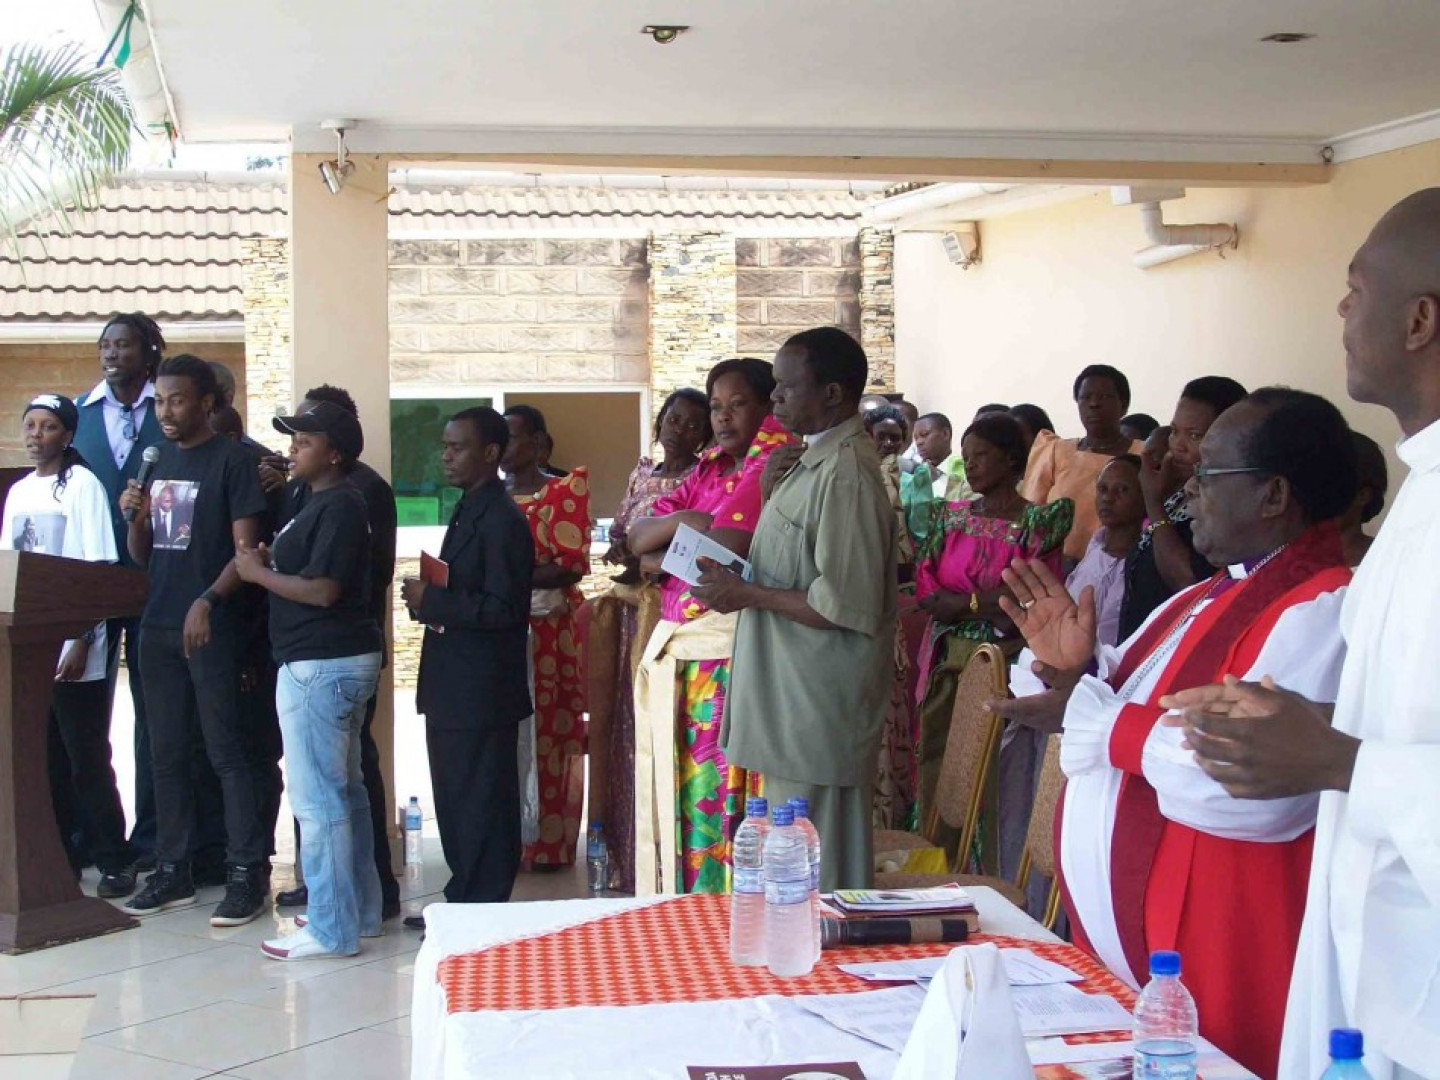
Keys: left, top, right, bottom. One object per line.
{"left": 895, "top": 141, "right": 1440, "bottom": 498}
{"left": 511, "top": 389, "right": 645, "bottom": 518}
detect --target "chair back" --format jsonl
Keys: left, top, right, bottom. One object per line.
{"left": 1015, "top": 733, "right": 1065, "bottom": 929}
{"left": 927, "top": 643, "right": 1007, "bottom": 861}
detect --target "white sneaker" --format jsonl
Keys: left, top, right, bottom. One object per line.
{"left": 293, "top": 914, "right": 384, "bottom": 939}
{"left": 260, "top": 927, "right": 358, "bottom": 961}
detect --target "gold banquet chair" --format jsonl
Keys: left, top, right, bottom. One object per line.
{"left": 1013, "top": 734, "right": 1065, "bottom": 931}
{"left": 873, "top": 644, "right": 1023, "bottom": 905}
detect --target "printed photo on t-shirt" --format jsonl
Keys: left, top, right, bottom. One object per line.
{"left": 150, "top": 479, "right": 199, "bottom": 551}
{"left": 13, "top": 512, "right": 66, "bottom": 554}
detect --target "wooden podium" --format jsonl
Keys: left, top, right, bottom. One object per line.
{"left": 0, "top": 549, "right": 150, "bottom": 953}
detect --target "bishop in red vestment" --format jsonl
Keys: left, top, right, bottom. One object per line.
{"left": 1000, "top": 389, "right": 1359, "bottom": 1079}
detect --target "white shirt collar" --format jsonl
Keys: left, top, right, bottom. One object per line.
{"left": 1397, "top": 416, "right": 1440, "bottom": 473}
{"left": 88, "top": 379, "right": 155, "bottom": 408}
{"left": 803, "top": 423, "right": 845, "bottom": 450}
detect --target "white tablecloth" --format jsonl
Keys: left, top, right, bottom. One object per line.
{"left": 410, "top": 888, "right": 1254, "bottom": 1080}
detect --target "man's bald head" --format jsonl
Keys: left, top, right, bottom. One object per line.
{"left": 1341, "top": 188, "right": 1440, "bottom": 434}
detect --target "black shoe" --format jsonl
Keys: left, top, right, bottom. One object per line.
{"left": 130, "top": 850, "right": 157, "bottom": 873}
{"left": 97, "top": 868, "right": 137, "bottom": 899}
{"left": 120, "top": 863, "right": 196, "bottom": 916}
{"left": 193, "top": 862, "right": 228, "bottom": 888}
{"left": 275, "top": 884, "right": 308, "bottom": 908}
{"left": 210, "top": 865, "right": 266, "bottom": 927}
{"left": 403, "top": 914, "right": 425, "bottom": 931}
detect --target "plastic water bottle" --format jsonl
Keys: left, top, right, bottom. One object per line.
{"left": 404, "top": 797, "right": 423, "bottom": 881}
{"left": 1133, "top": 950, "right": 1198, "bottom": 1080}
{"left": 585, "top": 822, "right": 608, "bottom": 895}
{"left": 1320, "top": 1029, "right": 1373, "bottom": 1079}
{"left": 788, "top": 797, "right": 822, "bottom": 962}
{"left": 729, "top": 797, "right": 769, "bottom": 966}
{"left": 763, "top": 804, "right": 817, "bottom": 978}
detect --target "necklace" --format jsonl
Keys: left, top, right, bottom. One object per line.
{"left": 1118, "top": 542, "right": 1289, "bottom": 698}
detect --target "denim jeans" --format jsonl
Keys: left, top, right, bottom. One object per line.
{"left": 277, "top": 653, "right": 383, "bottom": 953}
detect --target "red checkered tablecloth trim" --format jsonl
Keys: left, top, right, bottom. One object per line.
{"left": 438, "top": 893, "right": 1137, "bottom": 1025}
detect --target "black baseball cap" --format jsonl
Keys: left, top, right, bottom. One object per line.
{"left": 273, "top": 400, "right": 364, "bottom": 459}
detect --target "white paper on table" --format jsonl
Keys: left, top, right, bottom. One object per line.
{"left": 1027, "top": 1038, "right": 1135, "bottom": 1065}
{"left": 999, "top": 948, "right": 1084, "bottom": 986}
{"left": 1010, "top": 982, "right": 1133, "bottom": 1037}
{"left": 792, "top": 984, "right": 927, "bottom": 1052}
{"left": 837, "top": 948, "right": 1081, "bottom": 988}
{"left": 891, "top": 943, "right": 1034, "bottom": 1080}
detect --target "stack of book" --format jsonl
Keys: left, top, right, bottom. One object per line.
{"left": 826, "top": 884, "right": 980, "bottom": 933}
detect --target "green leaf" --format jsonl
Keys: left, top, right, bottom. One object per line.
{"left": 0, "top": 40, "right": 138, "bottom": 271}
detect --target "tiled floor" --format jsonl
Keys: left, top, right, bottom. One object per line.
{"left": 4, "top": 672, "right": 591, "bottom": 1078}
{"left": 15, "top": 843, "right": 588, "bottom": 1079}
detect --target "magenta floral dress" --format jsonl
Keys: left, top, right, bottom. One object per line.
{"left": 647, "top": 415, "right": 800, "bottom": 892}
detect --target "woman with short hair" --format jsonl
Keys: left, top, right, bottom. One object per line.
{"left": 1020, "top": 365, "right": 1142, "bottom": 564}
{"left": 234, "top": 402, "right": 383, "bottom": 960}
{"left": 915, "top": 413, "right": 1072, "bottom": 868}
{"left": 588, "top": 388, "right": 711, "bottom": 892}
{"left": 627, "top": 359, "right": 801, "bottom": 893}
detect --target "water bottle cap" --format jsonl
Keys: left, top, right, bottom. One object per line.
{"left": 771, "top": 805, "right": 795, "bottom": 826}
{"left": 788, "top": 797, "right": 810, "bottom": 817}
{"left": 1329, "top": 1028, "right": 1363, "bottom": 1061}
{"left": 745, "top": 796, "right": 769, "bottom": 818}
{"left": 1148, "top": 950, "right": 1181, "bottom": 977}
{"left": 408, "top": 796, "right": 419, "bottom": 803}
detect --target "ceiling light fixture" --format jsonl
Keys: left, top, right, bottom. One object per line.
{"left": 1260, "top": 32, "right": 1315, "bottom": 43}
{"left": 641, "top": 24, "right": 689, "bottom": 44}
{"left": 317, "top": 119, "right": 357, "bottom": 195}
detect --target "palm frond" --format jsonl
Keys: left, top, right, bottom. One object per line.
{"left": 0, "top": 40, "right": 137, "bottom": 260}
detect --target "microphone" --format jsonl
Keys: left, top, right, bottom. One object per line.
{"left": 124, "top": 446, "right": 161, "bottom": 523}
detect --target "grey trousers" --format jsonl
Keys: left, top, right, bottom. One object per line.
{"left": 762, "top": 775, "right": 874, "bottom": 892}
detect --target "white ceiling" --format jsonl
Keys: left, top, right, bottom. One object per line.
{"left": 140, "top": 0, "right": 1440, "bottom": 165}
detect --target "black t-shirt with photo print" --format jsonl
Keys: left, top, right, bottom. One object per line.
{"left": 142, "top": 434, "right": 268, "bottom": 630}
{"left": 267, "top": 485, "right": 382, "bottom": 663}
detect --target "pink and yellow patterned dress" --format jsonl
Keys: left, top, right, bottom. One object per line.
{"left": 646, "top": 416, "right": 800, "bottom": 893}
{"left": 514, "top": 467, "right": 591, "bottom": 868}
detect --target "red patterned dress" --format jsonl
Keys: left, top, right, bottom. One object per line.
{"left": 515, "top": 467, "right": 592, "bottom": 867}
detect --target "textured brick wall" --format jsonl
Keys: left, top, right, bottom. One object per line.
{"left": 388, "top": 239, "right": 650, "bottom": 388}
{"left": 735, "top": 237, "right": 862, "bottom": 358}
{"left": 858, "top": 227, "right": 897, "bottom": 391}
{"left": 241, "top": 237, "right": 292, "bottom": 452}
{"left": 648, "top": 232, "right": 737, "bottom": 401}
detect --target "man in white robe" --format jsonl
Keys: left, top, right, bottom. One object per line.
{"left": 1166, "top": 188, "right": 1440, "bottom": 1080}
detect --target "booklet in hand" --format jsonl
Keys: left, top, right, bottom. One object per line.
{"left": 662, "top": 523, "right": 753, "bottom": 587}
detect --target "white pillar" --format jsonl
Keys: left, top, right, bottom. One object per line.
{"left": 288, "top": 152, "right": 400, "bottom": 858}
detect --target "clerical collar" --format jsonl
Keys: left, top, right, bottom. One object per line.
{"left": 1228, "top": 542, "right": 1289, "bottom": 580}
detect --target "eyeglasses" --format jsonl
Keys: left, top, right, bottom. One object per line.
{"left": 1192, "top": 464, "right": 1267, "bottom": 481}
{"left": 120, "top": 404, "right": 137, "bottom": 441}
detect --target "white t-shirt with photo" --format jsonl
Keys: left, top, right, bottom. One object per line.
{"left": 1, "top": 464, "right": 118, "bottom": 681}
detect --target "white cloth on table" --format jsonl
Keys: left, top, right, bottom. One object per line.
{"left": 1048, "top": 571, "right": 1346, "bottom": 988}
{"left": 892, "top": 943, "right": 1032, "bottom": 1080}
{"left": 410, "top": 889, "right": 1058, "bottom": 1080}
{"left": 1281, "top": 418, "right": 1440, "bottom": 1080}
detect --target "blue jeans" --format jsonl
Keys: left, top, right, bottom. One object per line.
{"left": 277, "top": 654, "right": 383, "bottom": 953}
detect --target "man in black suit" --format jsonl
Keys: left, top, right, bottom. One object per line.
{"left": 400, "top": 406, "right": 532, "bottom": 922}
